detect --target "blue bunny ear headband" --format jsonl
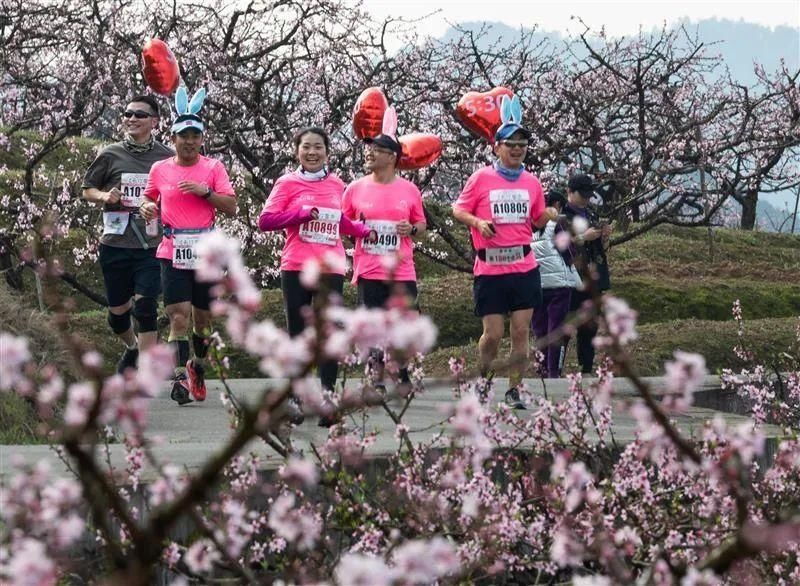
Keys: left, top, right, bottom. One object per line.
{"left": 171, "top": 86, "right": 206, "bottom": 134}
{"left": 494, "top": 94, "right": 531, "bottom": 142}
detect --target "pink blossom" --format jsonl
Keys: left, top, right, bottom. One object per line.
{"left": 595, "top": 296, "right": 638, "bottom": 347}
{"left": 163, "top": 542, "right": 181, "bottom": 569}
{"left": 334, "top": 553, "right": 393, "bottom": 586}
{"left": 279, "top": 457, "right": 319, "bottom": 488}
{"left": 300, "top": 257, "right": 322, "bottom": 289}
{"left": 391, "top": 537, "right": 460, "bottom": 583}
{"left": 554, "top": 230, "right": 572, "bottom": 251}
{"left": 194, "top": 231, "right": 240, "bottom": 282}
{"left": 0, "top": 332, "right": 30, "bottom": 392}
{"left": 6, "top": 539, "right": 57, "bottom": 586}
{"left": 136, "top": 344, "right": 176, "bottom": 397}
{"left": 63, "top": 382, "right": 97, "bottom": 427}
{"left": 183, "top": 539, "right": 220, "bottom": 574}
{"left": 664, "top": 351, "right": 707, "bottom": 410}
{"left": 268, "top": 493, "right": 321, "bottom": 551}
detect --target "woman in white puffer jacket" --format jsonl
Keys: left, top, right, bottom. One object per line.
{"left": 531, "top": 190, "right": 581, "bottom": 378}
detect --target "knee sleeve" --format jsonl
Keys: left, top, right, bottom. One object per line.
{"left": 107, "top": 309, "right": 132, "bottom": 335}
{"left": 133, "top": 297, "right": 159, "bottom": 333}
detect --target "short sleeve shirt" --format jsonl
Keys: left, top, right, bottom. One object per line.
{"left": 82, "top": 141, "right": 173, "bottom": 248}
{"left": 143, "top": 155, "right": 236, "bottom": 261}
{"left": 453, "top": 165, "right": 545, "bottom": 276}
{"left": 341, "top": 175, "right": 425, "bottom": 282}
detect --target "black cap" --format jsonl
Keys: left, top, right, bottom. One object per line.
{"left": 568, "top": 174, "right": 598, "bottom": 198}
{"left": 364, "top": 134, "right": 402, "bottom": 157}
{"left": 546, "top": 188, "right": 567, "bottom": 207}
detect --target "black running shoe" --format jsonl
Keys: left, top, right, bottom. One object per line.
{"left": 287, "top": 395, "right": 305, "bottom": 425}
{"left": 116, "top": 347, "right": 139, "bottom": 374}
{"left": 504, "top": 386, "right": 527, "bottom": 410}
{"left": 170, "top": 373, "right": 193, "bottom": 406}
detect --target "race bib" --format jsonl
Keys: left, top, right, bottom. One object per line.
{"left": 485, "top": 246, "right": 526, "bottom": 265}
{"left": 489, "top": 189, "right": 530, "bottom": 224}
{"left": 363, "top": 220, "right": 400, "bottom": 256}
{"left": 120, "top": 173, "right": 148, "bottom": 208}
{"left": 102, "top": 212, "right": 130, "bottom": 236}
{"left": 172, "top": 232, "right": 202, "bottom": 270}
{"left": 299, "top": 207, "right": 341, "bottom": 245}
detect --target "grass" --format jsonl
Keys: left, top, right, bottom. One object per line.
{"left": 422, "top": 316, "right": 799, "bottom": 378}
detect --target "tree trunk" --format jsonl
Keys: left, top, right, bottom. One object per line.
{"left": 740, "top": 189, "right": 758, "bottom": 230}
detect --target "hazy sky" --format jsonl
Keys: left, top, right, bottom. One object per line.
{"left": 362, "top": 0, "right": 800, "bottom": 41}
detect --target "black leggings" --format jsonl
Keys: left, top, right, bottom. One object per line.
{"left": 281, "top": 270, "right": 344, "bottom": 390}
{"left": 569, "top": 289, "right": 599, "bottom": 374}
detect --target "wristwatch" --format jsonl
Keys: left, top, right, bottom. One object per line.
{"left": 410, "top": 225, "right": 418, "bottom": 236}
{"left": 203, "top": 186, "right": 213, "bottom": 199}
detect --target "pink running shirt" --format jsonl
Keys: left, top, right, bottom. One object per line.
{"left": 453, "top": 165, "right": 545, "bottom": 276}
{"left": 342, "top": 175, "right": 425, "bottom": 283}
{"left": 144, "top": 155, "right": 235, "bottom": 262}
{"left": 259, "top": 172, "right": 351, "bottom": 273}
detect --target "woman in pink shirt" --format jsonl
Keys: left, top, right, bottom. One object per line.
{"left": 259, "top": 127, "right": 372, "bottom": 426}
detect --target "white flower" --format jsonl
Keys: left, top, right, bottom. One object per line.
{"left": 183, "top": 539, "right": 220, "bottom": 574}
{"left": 335, "top": 552, "right": 393, "bottom": 586}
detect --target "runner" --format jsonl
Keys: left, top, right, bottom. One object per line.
{"left": 139, "top": 87, "right": 237, "bottom": 405}
{"left": 82, "top": 94, "right": 173, "bottom": 374}
{"left": 259, "top": 126, "right": 374, "bottom": 426}
{"left": 452, "top": 95, "right": 555, "bottom": 409}
{"left": 341, "top": 107, "right": 427, "bottom": 389}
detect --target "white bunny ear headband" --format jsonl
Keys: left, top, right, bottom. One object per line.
{"left": 494, "top": 95, "right": 530, "bottom": 142}
{"left": 171, "top": 86, "right": 206, "bottom": 134}
{"left": 363, "top": 106, "right": 402, "bottom": 156}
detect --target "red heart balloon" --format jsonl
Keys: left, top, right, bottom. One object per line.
{"left": 141, "top": 39, "right": 180, "bottom": 96}
{"left": 455, "top": 87, "right": 514, "bottom": 142}
{"left": 352, "top": 87, "right": 388, "bottom": 139}
{"left": 397, "top": 133, "right": 442, "bottom": 170}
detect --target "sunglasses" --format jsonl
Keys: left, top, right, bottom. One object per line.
{"left": 122, "top": 110, "right": 155, "bottom": 119}
{"left": 500, "top": 140, "right": 529, "bottom": 148}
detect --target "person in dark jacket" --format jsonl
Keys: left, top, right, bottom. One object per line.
{"left": 563, "top": 174, "right": 612, "bottom": 374}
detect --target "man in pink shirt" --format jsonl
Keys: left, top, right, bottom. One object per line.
{"left": 140, "top": 110, "right": 237, "bottom": 406}
{"left": 342, "top": 131, "right": 427, "bottom": 388}
{"left": 453, "top": 117, "right": 555, "bottom": 409}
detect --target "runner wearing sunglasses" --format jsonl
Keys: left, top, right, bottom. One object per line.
{"left": 453, "top": 95, "right": 556, "bottom": 409}
{"left": 82, "top": 95, "right": 173, "bottom": 374}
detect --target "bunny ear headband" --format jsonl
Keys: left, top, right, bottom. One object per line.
{"left": 494, "top": 94, "right": 531, "bottom": 142}
{"left": 171, "top": 86, "right": 206, "bottom": 134}
{"left": 363, "top": 106, "right": 402, "bottom": 156}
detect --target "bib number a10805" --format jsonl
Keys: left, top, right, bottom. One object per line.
{"left": 299, "top": 207, "right": 341, "bottom": 245}
{"left": 172, "top": 232, "right": 201, "bottom": 269}
{"left": 489, "top": 189, "right": 530, "bottom": 224}
{"left": 120, "top": 173, "right": 148, "bottom": 208}
{"left": 363, "top": 220, "right": 400, "bottom": 255}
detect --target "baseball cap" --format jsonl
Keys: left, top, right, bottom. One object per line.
{"left": 363, "top": 133, "right": 402, "bottom": 156}
{"left": 494, "top": 123, "right": 531, "bottom": 143}
{"left": 568, "top": 174, "right": 598, "bottom": 198}
{"left": 171, "top": 114, "right": 205, "bottom": 134}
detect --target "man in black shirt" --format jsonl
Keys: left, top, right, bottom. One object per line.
{"left": 563, "top": 173, "right": 612, "bottom": 374}
{"left": 82, "top": 95, "right": 173, "bottom": 373}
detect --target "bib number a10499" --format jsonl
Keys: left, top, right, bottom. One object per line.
{"left": 363, "top": 220, "right": 400, "bottom": 255}
{"left": 172, "top": 232, "right": 201, "bottom": 270}
{"left": 120, "top": 173, "right": 148, "bottom": 208}
{"left": 489, "top": 189, "right": 529, "bottom": 224}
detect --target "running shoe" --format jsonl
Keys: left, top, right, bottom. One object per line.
{"left": 116, "top": 347, "right": 139, "bottom": 374}
{"left": 287, "top": 394, "right": 305, "bottom": 425}
{"left": 170, "top": 373, "right": 193, "bottom": 406}
{"left": 186, "top": 359, "right": 207, "bottom": 402}
{"left": 504, "top": 386, "right": 527, "bottom": 410}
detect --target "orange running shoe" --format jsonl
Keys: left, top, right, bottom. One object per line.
{"left": 186, "top": 359, "right": 207, "bottom": 402}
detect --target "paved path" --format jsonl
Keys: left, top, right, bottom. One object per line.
{"left": 0, "top": 376, "right": 780, "bottom": 481}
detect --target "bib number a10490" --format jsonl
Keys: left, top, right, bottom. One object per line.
{"left": 489, "top": 189, "right": 530, "bottom": 224}
{"left": 299, "top": 207, "right": 341, "bottom": 245}
{"left": 120, "top": 173, "right": 148, "bottom": 208}
{"left": 172, "top": 232, "right": 201, "bottom": 270}
{"left": 363, "top": 220, "right": 400, "bottom": 255}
